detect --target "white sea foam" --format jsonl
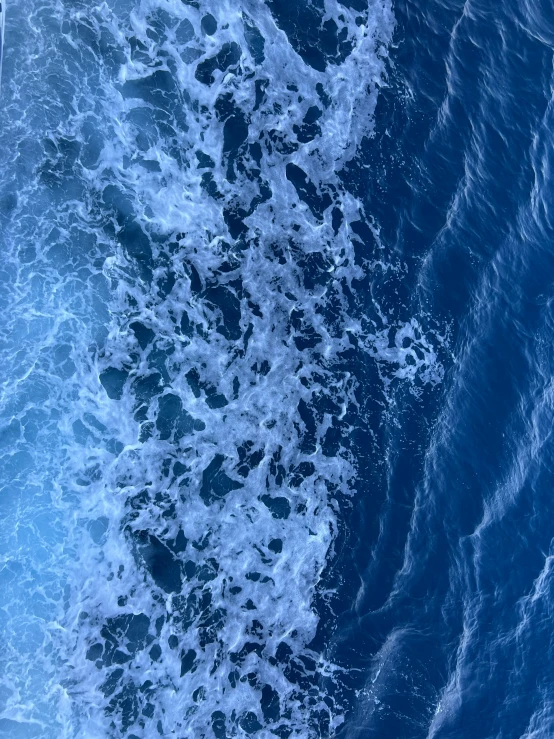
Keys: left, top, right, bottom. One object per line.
{"left": 0, "top": 0, "right": 445, "bottom": 736}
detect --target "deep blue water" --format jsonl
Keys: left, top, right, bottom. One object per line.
{"left": 1, "top": 0, "right": 553, "bottom": 737}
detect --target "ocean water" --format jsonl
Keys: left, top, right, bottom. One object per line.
{"left": 0, "top": 0, "right": 552, "bottom": 737}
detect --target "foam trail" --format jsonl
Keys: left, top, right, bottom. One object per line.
{"left": 0, "top": 1, "right": 448, "bottom": 736}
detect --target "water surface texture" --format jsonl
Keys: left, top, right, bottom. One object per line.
{"left": 1, "top": 0, "right": 552, "bottom": 737}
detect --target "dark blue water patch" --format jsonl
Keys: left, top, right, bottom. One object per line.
{"left": 293, "top": 105, "right": 323, "bottom": 143}
{"left": 99, "top": 367, "right": 128, "bottom": 400}
{"left": 129, "top": 321, "right": 154, "bottom": 350}
{"left": 285, "top": 164, "right": 332, "bottom": 219}
{"left": 236, "top": 442, "right": 263, "bottom": 477}
{"left": 132, "top": 372, "right": 164, "bottom": 406}
{"left": 221, "top": 203, "right": 248, "bottom": 239}
{"left": 156, "top": 393, "right": 203, "bottom": 441}
{"left": 200, "top": 13, "right": 217, "bottom": 36}
{"left": 222, "top": 110, "right": 249, "bottom": 183}
{"left": 168, "top": 529, "right": 188, "bottom": 555}
{"left": 94, "top": 613, "right": 152, "bottom": 668}
{"left": 203, "top": 284, "right": 242, "bottom": 340}
{"left": 324, "top": 0, "right": 554, "bottom": 736}
{"left": 265, "top": 0, "right": 354, "bottom": 71}
{"left": 260, "top": 495, "right": 291, "bottom": 520}
{"left": 201, "top": 454, "right": 243, "bottom": 505}
{"left": 196, "top": 149, "right": 215, "bottom": 169}
{"left": 195, "top": 41, "right": 241, "bottom": 85}
{"left": 133, "top": 531, "right": 182, "bottom": 594}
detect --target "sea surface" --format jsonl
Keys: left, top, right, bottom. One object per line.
{"left": 0, "top": 0, "right": 553, "bottom": 737}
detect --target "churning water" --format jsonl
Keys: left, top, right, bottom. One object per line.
{"left": 1, "top": 0, "right": 553, "bottom": 737}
